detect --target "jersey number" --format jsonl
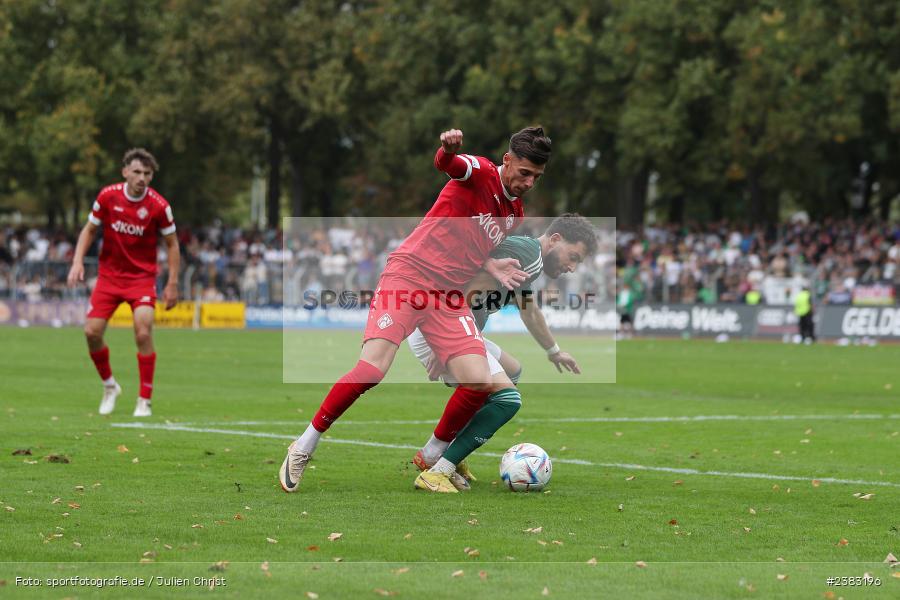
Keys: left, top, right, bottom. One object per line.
{"left": 458, "top": 315, "right": 483, "bottom": 341}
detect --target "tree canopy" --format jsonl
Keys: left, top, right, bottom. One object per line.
{"left": 1, "top": 0, "right": 898, "bottom": 228}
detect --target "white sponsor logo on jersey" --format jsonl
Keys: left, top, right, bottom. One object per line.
{"left": 137, "top": 207, "right": 149, "bottom": 220}
{"left": 114, "top": 206, "right": 125, "bottom": 212}
{"left": 471, "top": 212, "right": 506, "bottom": 246}
{"left": 506, "top": 214, "right": 515, "bottom": 229}
{"left": 377, "top": 313, "right": 393, "bottom": 330}
{"left": 111, "top": 221, "right": 146, "bottom": 236}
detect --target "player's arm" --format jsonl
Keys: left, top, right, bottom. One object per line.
{"left": 434, "top": 129, "right": 476, "bottom": 180}
{"left": 162, "top": 233, "right": 180, "bottom": 310}
{"left": 518, "top": 300, "right": 581, "bottom": 374}
{"left": 67, "top": 222, "right": 99, "bottom": 286}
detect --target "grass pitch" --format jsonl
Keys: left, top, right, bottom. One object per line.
{"left": 1, "top": 327, "right": 898, "bottom": 598}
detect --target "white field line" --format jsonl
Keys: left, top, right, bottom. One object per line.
{"left": 111, "top": 422, "right": 900, "bottom": 489}
{"left": 178, "top": 413, "right": 900, "bottom": 427}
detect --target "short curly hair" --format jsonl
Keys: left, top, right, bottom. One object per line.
{"left": 122, "top": 148, "right": 159, "bottom": 172}
{"left": 545, "top": 213, "right": 597, "bottom": 255}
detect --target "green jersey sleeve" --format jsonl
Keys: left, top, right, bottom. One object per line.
{"left": 471, "top": 236, "right": 543, "bottom": 330}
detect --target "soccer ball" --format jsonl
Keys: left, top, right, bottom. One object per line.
{"left": 500, "top": 443, "right": 552, "bottom": 492}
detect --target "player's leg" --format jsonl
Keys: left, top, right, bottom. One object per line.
{"left": 487, "top": 337, "right": 522, "bottom": 384}
{"left": 429, "top": 374, "right": 521, "bottom": 481}
{"left": 85, "top": 283, "right": 122, "bottom": 415}
{"left": 280, "top": 338, "right": 397, "bottom": 493}
{"left": 132, "top": 305, "right": 156, "bottom": 417}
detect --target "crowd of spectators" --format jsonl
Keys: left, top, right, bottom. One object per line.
{"left": 2, "top": 215, "right": 898, "bottom": 307}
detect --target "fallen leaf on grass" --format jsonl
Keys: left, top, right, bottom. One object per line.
{"left": 892, "top": 572, "right": 900, "bottom": 579}
{"left": 467, "top": 519, "right": 478, "bottom": 525}
{"left": 305, "top": 593, "right": 318, "bottom": 600}
{"left": 552, "top": 540, "right": 563, "bottom": 546}
{"left": 668, "top": 519, "right": 678, "bottom": 526}
{"left": 537, "top": 540, "right": 548, "bottom": 546}
{"left": 587, "top": 558, "right": 597, "bottom": 565}
{"left": 51, "top": 498, "right": 62, "bottom": 505}
{"left": 479, "top": 571, "right": 487, "bottom": 580}
{"left": 542, "top": 587, "right": 550, "bottom": 596}
{"left": 743, "top": 527, "right": 751, "bottom": 533}
{"left": 45, "top": 455, "right": 70, "bottom": 464}
{"left": 451, "top": 570, "right": 464, "bottom": 577}
{"left": 617, "top": 504, "right": 624, "bottom": 512}
{"left": 67, "top": 502, "right": 80, "bottom": 509}
{"left": 210, "top": 560, "right": 230, "bottom": 571}
{"left": 523, "top": 527, "right": 543, "bottom": 534}
{"left": 333, "top": 557, "right": 343, "bottom": 562}
{"left": 403, "top": 533, "right": 412, "bottom": 540}
{"left": 328, "top": 532, "right": 343, "bottom": 542}
{"left": 836, "top": 538, "right": 849, "bottom": 547}
{"left": 266, "top": 537, "right": 278, "bottom": 544}
{"left": 117, "top": 445, "right": 129, "bottom": 453}
{"left": 61, "top": 512, "right": 69, "bottom": 517}
{"left": 776, "top": 557, "right": 785, "bottom": 562}
{"left": 12, "top": 449, "right": 31, "bottom": 456}
{"left": 467, "top": 549, "right": 480, "bottom": 557}
{"left": 234, "top": 514, "right": 243, "bottom": 520}
{"left": 392, "top": 567, "right": 409, "bottom": 575}
{"left": 374, "top": 590, "right": 397, "bottom": 597}
{"left": 672, "top": 480, "right": 683, "bottom": 486}
{"left": 163, "top": 544, "right": 173, "bottom": 550}
{"left": 883, "top": 553, "right": 897, "bottom": 565}
{"left": 776, "top": 574, "right": 788, "bottom": 581}
{"left": 191, "top": 524, "right": 204, "bottom": 529}
{"left": 635, "top": 561, "right": 647, "bottom": 568}
{"left": 852, "top": 493, "right": 874, "bottom": 500}
{"left": 142, "top": 551, "right": 156, "bottom": 558}
{"left": 749, "top": 508, "right": 757, "bottom": 515}
{"left": 260, "top": 562, "right": 271, "bottom": 577}
{"left": 72, "top": 542, "right": 82, "bottom": 548}
{"left": 131, "top": 457, "right": 140, "bottom": 464}
{"left": 307, "top": 545, "right": 319, "bottom": 551}
{"left": 4, "top": 506, "right": 14, "bottom": 512}
{"left": 811, "top": 479, "right": 821, "bottom": 487}
{"left": 625, "top": 475, "right": 636, "bottom": 481}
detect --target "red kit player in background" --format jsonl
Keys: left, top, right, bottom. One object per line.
{"left": 67, "top": 148, "right": 180, "bottom": 417}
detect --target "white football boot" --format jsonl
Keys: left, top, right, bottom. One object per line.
{"left": 98, "top": 383, "right": 122, "bottom": 415}
{"left": 279, "top": 441, "right": 312, "bottom": 493}
{"left": 133, "top": 398, "right": 152, "bottom": 417}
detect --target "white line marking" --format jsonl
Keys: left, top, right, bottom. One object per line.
{"left": 179, "top": 414, "right": 900, "bottom": 427}
{"left": 111, "top": 422, "right": 900, "bottom": 489}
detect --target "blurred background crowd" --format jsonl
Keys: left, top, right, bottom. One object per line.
{"left": 3, "top": 216, "right": 897, "bottom": 307}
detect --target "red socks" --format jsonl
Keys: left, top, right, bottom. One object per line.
{"left": 433, "top": 386, "right": 489, "bottom": 442}
{"left": 137, "top": 352, "right": 156, "bottom": 400}
{"left": 89, "top": 346, "right": 112, "bottom": 381}
{"left": 312, "top": 360, "right": 384, "bottom": 432}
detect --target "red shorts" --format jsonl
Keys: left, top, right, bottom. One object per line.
{"left": 363, "top": 268, "right": 486, "bottom": 365}
{"left": 87, "top": 277, "right": 157, "bottom": 320}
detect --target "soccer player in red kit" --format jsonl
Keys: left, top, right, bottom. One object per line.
{"left": 67, "top": 148, "right": 180, "bottom": 417}
{"left": 279, "top": 126, "right": 552, "bottom": 493}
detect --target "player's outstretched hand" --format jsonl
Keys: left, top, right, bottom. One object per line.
{"left": 549, "top": 350, "right": 581, "bottom": 374}
{"left": 66, "top": 263, "right": 84, "bottom": 287}
{"left": 163, "top": 282, "right": 178, "bottom": 310}
{"left": 440, "top": 129, "right": 463, "bottom": 154}
{"left": 484, "top": 257, "right": 528, "bottom": 290}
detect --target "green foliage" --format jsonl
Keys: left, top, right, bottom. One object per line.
{"left": 1, "top": 0, "right": 898, "bottom": 224}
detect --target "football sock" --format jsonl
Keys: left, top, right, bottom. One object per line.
{"left": 429, "top": 457, "right": 457, "bottom": 475}
{"left": 433, "top": 386, "right": 488, "bottom": 442}
{"left": 311, "top": 360, "right": 384, "bottom": 432}
{"left": 442, "top": 388, "right": 521, "bottom": 465}
{"left": 137, "top": 352, "right": 156, "bottom": 400}
{"left": 421, "top": 434, "right": 450, "bottom": 465}
{"left": 295, "top": 423, "right": 322, "bottom": 455}
{"left": 508, "top": 367, "right": 522, "bottom": 385}
{"left": 103, "top": 376, "right": 117, "bottom": 388}
{"left": 89, "top": 346, "right": 112, "bottom": 381}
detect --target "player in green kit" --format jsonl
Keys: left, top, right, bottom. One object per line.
{"left": 408, "top": 214, "right": 597, "bottom": 492}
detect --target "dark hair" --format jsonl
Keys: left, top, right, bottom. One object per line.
{"left": 509, "top": 126, "right": 552, "bottom": 165}
{"left": 122, "top": 148, "right": 159, "bottom": 172}
{"left": 545, "top": 213, "right": 597, "bottom": 255}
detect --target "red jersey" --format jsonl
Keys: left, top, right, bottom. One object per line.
{"left": 88, "top": 183, "right": 176, "bottom": 281}
{"left": 388, "top": 148, "right": 524, "bottom": 289}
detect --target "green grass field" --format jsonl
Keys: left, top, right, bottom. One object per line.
{"left": 1, "top": 327, "right": 899, "bottom": 598}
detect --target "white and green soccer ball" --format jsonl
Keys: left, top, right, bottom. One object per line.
{"left": 500, "top": 443, "right": 552, "bottom": 492}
